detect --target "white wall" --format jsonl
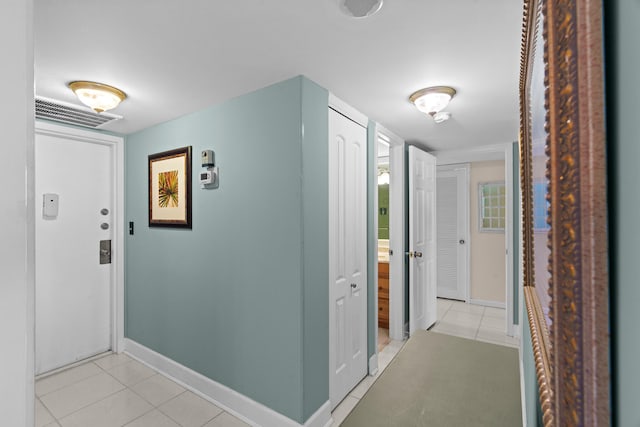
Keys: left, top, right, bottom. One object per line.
{"left": 0, "top": 0, "right": 35, "bottom": 425}
{"left": 469, "top": 160, "right": 506, "bottom": 303}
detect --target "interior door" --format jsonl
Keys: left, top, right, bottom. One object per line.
{"left": 329, "top": 108, "right": 367, "bottom": 408}
{"left": 408, "top": 146, "right": 437, "bottom": 334}
{"left": 35, "top": 131, "right": 112, "bottom": 375}
{"left": 436, "top": 165, "right": 469, "bottom": 301}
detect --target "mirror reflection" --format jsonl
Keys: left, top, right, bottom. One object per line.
{"left": 529, "top": 9, "right": 551, "bottom": 328}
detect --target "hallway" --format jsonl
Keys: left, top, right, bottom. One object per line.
{"left": 34, "top": 298, "right": 520, "bottom": 427}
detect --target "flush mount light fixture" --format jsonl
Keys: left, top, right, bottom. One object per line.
{"left": 68, "top": 81, "right": 127, "bottom": 113}
{"left": 409, "top": 86, "right": 456, "bottom": 122}
{"left": 338, "top": 0, "right": 383, "bottom": 18}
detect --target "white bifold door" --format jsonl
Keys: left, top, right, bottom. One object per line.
{"left": 329, "top": 108, "right": 367, "bottom": 408}
{"left": 436, "top": 165, "right": 469, "bottom": 301}
{"left": 35, "top": 128, "right": 113, "bottom": 375}
{"left": 408, "top": 146, "right": 437, "bottom": 334}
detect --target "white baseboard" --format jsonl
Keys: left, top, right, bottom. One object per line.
{"left": 124, "top": 339, "right": 331, "bottom": 427}
{"left": 518, "top": 340, "right": 528, "bottom": 427}
{"left": 469, "top": 299, "right": 506, "bottom": 309}
{"left": 368, "top": 353, "right": 378, "bottom": 376}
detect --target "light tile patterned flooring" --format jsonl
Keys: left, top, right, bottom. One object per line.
{"left": 36, "top": 299, "right": 518, "bottom": 427}
{"left": 432, "top": 298, "right": 520, "bottom": 348}
{"left": 35, "top": 353, "right": 249, "bottom": 427}
{"left": 330, "top": 298, "right": 520, "bottom": 425}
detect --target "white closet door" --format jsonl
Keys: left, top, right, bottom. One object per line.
{"left": 329, "top": 108, "right": 367, "bottom": 408}
{"left": 436, "top": 165, "right": 469, "bottom": 301}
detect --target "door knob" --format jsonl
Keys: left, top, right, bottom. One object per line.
{"left": 414, "top": 251, "right": 423, "bottom": 258}
{"left": 459, "top": 239, "right": 465, "bottom": 244}
{"left": 351, "top": 283, "right": 357, "bottom": 289}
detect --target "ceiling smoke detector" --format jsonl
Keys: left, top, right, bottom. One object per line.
{"left": 338, "top": 0, "right": 383, "bottom": 18}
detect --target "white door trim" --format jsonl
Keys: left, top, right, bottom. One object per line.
{"left": 504, "top": 144, "right": 516, "bottom": 337}
{"left": 328, "top": 94, "right": 368, "bottom": 128}
{"left": 34, "top": 121, "right": 125, "bottom": 353}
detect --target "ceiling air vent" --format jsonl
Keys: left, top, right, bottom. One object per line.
{"left": 35, "top": 96, "right": 122, "bottom": 129}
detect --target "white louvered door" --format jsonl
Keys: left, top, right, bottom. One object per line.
{"left": 436, "top": 165, "right": 469, "bottom": 301}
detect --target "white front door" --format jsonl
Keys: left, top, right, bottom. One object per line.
{"left": 35, "top": 130, "right": 113, "bottom": 375}
{"left": 408, "top": 146, "right": 437, "bottom": 334}
{"left": 329, "top": 108, "right": 367, "bottom": 408}
{"left": 436, "top": 165, "right": 469, "bottom": 301}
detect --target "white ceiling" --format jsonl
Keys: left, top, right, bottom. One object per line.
{"left": 34, "top": 0, "right": 523, "bottom": 152}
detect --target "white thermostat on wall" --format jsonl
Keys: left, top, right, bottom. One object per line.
{"left": 200, "top": 167, "right": 218, "bottom": 189}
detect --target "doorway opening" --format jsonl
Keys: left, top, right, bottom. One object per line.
{"left": 376, "top": 137, "right": 391, "bottom": 352}
{"left": 373, "top": 126, "right": 407, "bottom": 352}
{"left": 431, "top": 144, "right": 518, "bottom": 340}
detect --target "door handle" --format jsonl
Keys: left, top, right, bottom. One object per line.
{"left": 459, "top": 239, "right": 465, "bottom": 244}
{"left": 350, "top": 283, "right": 357, "bottom": 289}
{"left": 414, "top": 251, "right": 423, "bottom": 258}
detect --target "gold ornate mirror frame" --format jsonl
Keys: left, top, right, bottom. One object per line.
{"left": 519, "top": 0, "right": 610, "bottom": 425}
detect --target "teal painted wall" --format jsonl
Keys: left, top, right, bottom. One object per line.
{"left": 125, "top": 76, "right": 328, "bottom": 423}
{"left": 605, "top": 1, "right": 640, "bottom": 425}
{"left": 300, "top": 78, "right": 329, "bottom": 420}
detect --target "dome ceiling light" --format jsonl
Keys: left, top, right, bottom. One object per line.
{"left": 68, "top": 81, "right": 127, "bottom": 113}
{"left": 338, "top": 0, "right": 383, "bottom": 18}
{"left": 409, "top": 86, "right": 456, "bottom": 123}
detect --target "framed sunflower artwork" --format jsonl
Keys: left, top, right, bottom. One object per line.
{"left": 148, "top": 146, "right": 192, "bottom": 228}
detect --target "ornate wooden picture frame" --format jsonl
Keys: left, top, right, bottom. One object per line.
{"left": 519, "top": 0, "right": 610, "bottom": 425}
{"left": 148, "top": 146, "right": 192, "bottom": 228}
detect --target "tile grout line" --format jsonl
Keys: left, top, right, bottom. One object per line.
{"left": 49, "top": 386, "right": 127, "bottom": 424}
{"left": 120, "top": 405, "right": 157, "bottom": 427}
{"left": 37, "top": 362, "right": 104, "bottom": 399}
{"left": 40, "top": 357, "right": 145, "bottom": 424}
